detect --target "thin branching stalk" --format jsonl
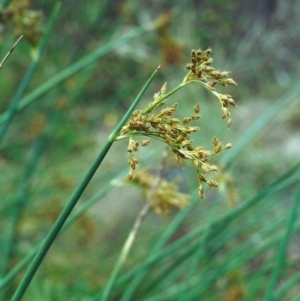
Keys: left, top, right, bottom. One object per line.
{"left": 10, "top": 67, "right": 159, "bottom": 301}
{"left": 102, "top": 150, "right": 168, "bottom": 301}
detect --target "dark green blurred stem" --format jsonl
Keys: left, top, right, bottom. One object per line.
{"left": 0, "top": 171, "right": 127, "bottom": 290}
{"left": 10, "top": 67, "right": 159, "bottom": 301}
{"left": 0, "top": 0, "right": 11, "bottom": 10}
{"left": 0, "top": 3, "right": 61, "bottom": 146}
{"left": 0, "top": 139, "right": 43, "bottom": 300}
{"left": 265, "top": 183, "right": 300, "bottom": 301}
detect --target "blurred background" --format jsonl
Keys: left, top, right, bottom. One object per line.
{"left": 1, "top": 0, "right": 300, "bottom": 300}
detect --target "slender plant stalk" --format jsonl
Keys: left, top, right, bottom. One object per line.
{"left": 265, "top": 182, "right": 300, "bottom": 301}
{"left": 101, "top": 150, "right": 168, "bottom": 301}
{"left": 10, "top": 67, "right": 159, "bottom": 301}
{"left": 118, "top": 193, "right": 199, "bottom": 301}
{"left": 275, "top": 269, "right": 300, "bottom": 300}
{"left": 0, "top": 3, "right": 61, "bottom": 146}
{"left": 0, "top": 36, "right": 23, "bottom": 70}
{"left": 0, "top": 139, "right": 43, "bottom": 301}
{"left": 102, "top": 202, "right": 151, "bottom": 301}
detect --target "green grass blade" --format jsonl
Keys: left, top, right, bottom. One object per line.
{"left": 275, "top": 270, "right": 300, "bottom": 300}
{"left": 265, "top": 182, "right": 300, "bottom": 301}
{"left": 0, "top": 139, "right": 43, "bottom": 300}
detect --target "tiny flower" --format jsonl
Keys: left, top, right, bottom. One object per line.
{"left": 161, "top": 82, "right": 167, "bottom": 94}
{"left": 227, "top": 78, "right": 238, "bottom": 86}
{"left": 142, "top": 140, "right": 150, "bottom": 146}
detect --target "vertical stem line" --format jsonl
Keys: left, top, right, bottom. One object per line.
{"left": 265, "top": 182, "right": 300, "bottom": 301}
{"left": 0, "top": 3, "right": 61, "bottom": 146}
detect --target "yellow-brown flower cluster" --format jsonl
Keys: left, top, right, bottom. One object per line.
{"left": 118, "top": 48, "right": 237, "bottom": 200}
{"left": 1, "top": 0, "right": 44, "bottom": 46}
{"left": 184, "top": 48, "right": 237, "bottom": 126}
{"left": 128, "top": 169, "right": 189, "bottom": 215}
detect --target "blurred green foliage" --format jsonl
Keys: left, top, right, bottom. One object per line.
{"left": 1, "top": 0, "right": 300, "bottom": 300}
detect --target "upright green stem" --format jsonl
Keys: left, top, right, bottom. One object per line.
{"left": 265, "top": 182, "right": 300, "bottom": 301}
{"left": 0, "top": 3, "right": 61, "bottom": 146}
{"left": 102, "top": 202, "right": 151, "bottom": 301}
{"left": 10, "top": 67, "right": 159, "bottom": 301}
{"left": 0, "top": 139, "right": 43, "bottom": 295}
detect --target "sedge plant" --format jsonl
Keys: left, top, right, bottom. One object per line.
{"left": 10, "top": 48, "right": 237, "bottom": 300}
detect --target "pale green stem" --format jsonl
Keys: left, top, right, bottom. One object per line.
{"left": 101, "top": 150, "right": 168, "bottom": 301}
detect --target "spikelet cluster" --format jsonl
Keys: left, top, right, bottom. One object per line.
{"left": 1, "top": 0, "right": 44, "bottom": 46}
{"left": 128, "top": 169, "right": 189, "bottom": 215}
{"left": 185, "top": 49, "right": 237, "bottom": 126}
{"left": 118, "top": 48, "right": 237, "bottom": 200}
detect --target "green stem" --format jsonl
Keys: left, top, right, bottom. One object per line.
{"left": 0, "top": 3, "right": 61, "bottom": 146}
{"left": 0, "top": 36, "right": 23, "bottom": 70}
{"left": 102, "top": 202, "right": 151, "bottom": 301}
{"left": 0, "top": 139, "right": 43, "bottom": 301}
{"left": 10, "top": 67, "right": 159, "bottom": 301}
{"left": 0, "top": 0, "right": 11, "bottom": 10}
{"left": 265, "top": 182, "right": 300, "bottom": 301}
{"left": 142, "top": 83, "right": 186, "bottom": 115}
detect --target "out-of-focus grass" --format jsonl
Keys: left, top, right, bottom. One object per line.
{"left": 1, "top": 1, "right": 300, "bottom": 300}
